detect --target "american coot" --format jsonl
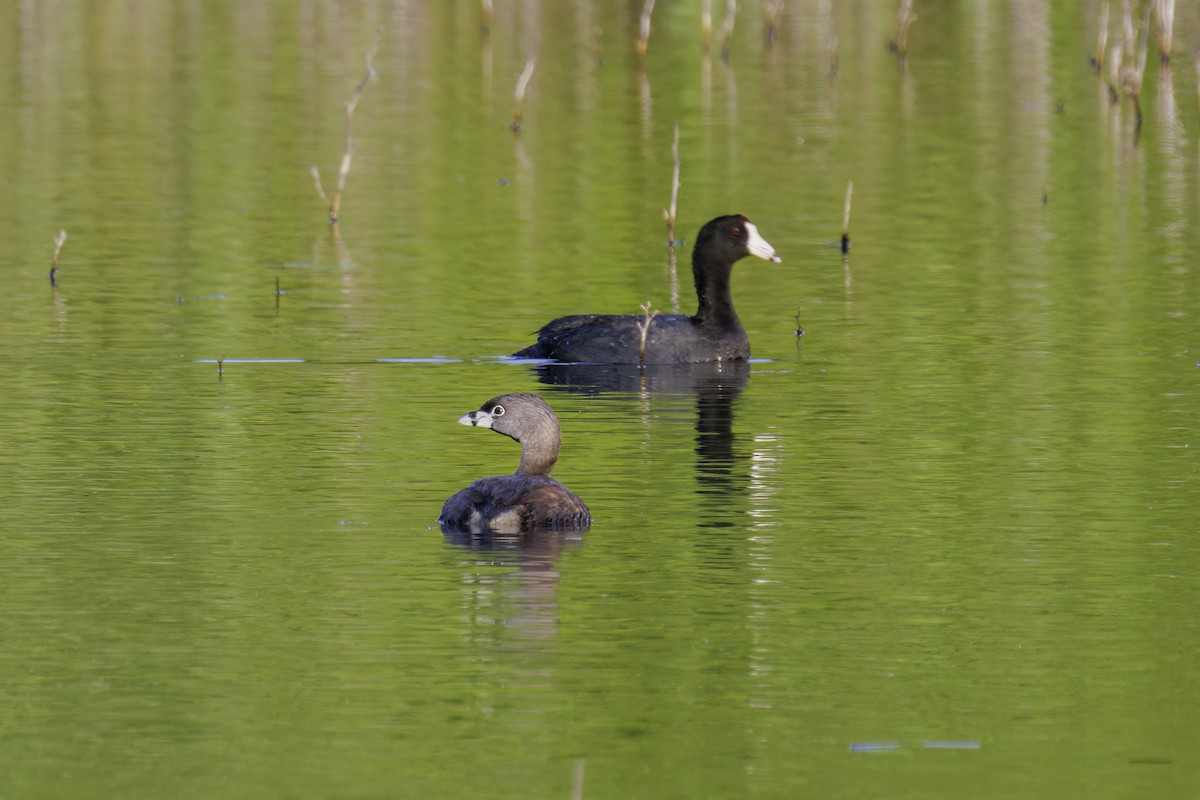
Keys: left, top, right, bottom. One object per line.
{"left": 439, "top": 393, "right": 591, "bottom": 534}
{"left": 513, "top": 214, "right": 781, "bottom": 364}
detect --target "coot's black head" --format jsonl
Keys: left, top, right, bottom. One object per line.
{"left": 695, "top": 214, "right": 782, "bottom": 266}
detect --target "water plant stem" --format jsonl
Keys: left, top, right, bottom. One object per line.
{"left": 511, "top": 59, "right": 536, "bottom": 132}
{"left": 48, "top": 229, "right": 68, "bottom": 285}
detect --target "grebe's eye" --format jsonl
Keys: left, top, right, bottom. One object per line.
{"left": 492, "top": 404, "right": 505, "bottom": 417}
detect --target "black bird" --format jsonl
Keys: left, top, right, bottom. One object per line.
{"left": 439, "top": 393, "right": 591, "bottom": 534}
{"left": 513, "top": 214, "right": 781, "bottom": 363}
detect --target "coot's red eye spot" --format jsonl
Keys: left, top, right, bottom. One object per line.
{"left": 731, "top": 226, "right": 742, "bottom": 236}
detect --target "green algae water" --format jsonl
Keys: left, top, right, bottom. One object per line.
{"left": 2, "top": 2, "right": 1199, "bottom": 797}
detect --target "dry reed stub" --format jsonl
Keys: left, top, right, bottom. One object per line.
{"left": 794, "top": 305, "right": 805, "bottom": 337}
{"left": 1119, "top": 1, "right": 1152, "bottom": 129}
{"left": 511, "top": 59, "right": 536, "bottom": 132}
{"left": 481, "top": 0, "right": 493, "bottom": 36}
{"left": 1154, "top": 0, "right": 1175, "bottom": 64}
{"left": 637, "top": 0, "right": 655, "bottom": 65}
{"left": 637, "top": 301, "right": 659, "bottom": 365}
{"left": 701, "top": 0, "right": 713, "bottom": 52}
{"left": 1091, "top": 2, "right": 1109, "bottom": 72}
{"left": 888, "top": 0, "right": 916, "bottom": 61}
{"left": 663, "top": 121, "right": 682, "bottom": 246}
{"left": 720, "top": 0, "right": 737, "bottom": 60}
{"left": 1194, "top": 45, "right": 1200, "bottom": 110}
{"left": 311, "top": 45, "right": 378, "bottom": 224}
{"left": 763, "top": 0, "right": 785, "bottom": 45}
{"left": 840, "top": 181, "right": 853, "bottom": 254}
{"left": 48, "top": 229, "right": 68, "bottom": 285}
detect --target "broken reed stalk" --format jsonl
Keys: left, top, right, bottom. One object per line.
{"left": 663, "top": 121, "right": 681, "bottom": 245}
{"left": 1154, "top": 0, "right": 1174, "bottom": 64}
{"left": 1120, "top": 2, "right": 1152, "bottom": 129}
{"left": 720, "top": 0, "right": 737, "bottom": 60}
{"left": 889, "top": 0, "right": 916, "bottom": 60}
{"left": 701, "top": 0, "right": 713, "bottom": 52}
{"left": 311, "top": 44, "right": 378, "bottom": 224}
{"left": 511, "top": 59, "right": 536, "bottom": 132}
{"left": 840, "top": 181, "right": 853, "bottom": 254}
{"left": 48, "top": 229, "right": 68, "bottom": 285}
{"left": 1120, "top": 0, "right": 1135, "bottom": 64}
{"left": 1194, "top": 46, "right": 1200, "bottom": 112}
{"left": 1091, "top": 2, "right": 1109, "bottom": 72}
{"left": 217, "top": 356, "right": 224, "bottom": 381}
{"left": 331, "top": 46, "right": 378, "bottom": 222}
{"left": 1107, "top": 37, "right": 1123, "bottom": 103}
{"left": 794, "top": 305, "right": 805, "bottom": 336}
{"left": 637, "top": 301, "right": 659, "bottom": 365}
{"left": 763, "top": 0, "right": 784, "bottom": 45}
{"left": 637, "top": 0, "right": 655, "bottom": 65}
{"left": 481, "top": 0, "right": 493, "bottom": 36}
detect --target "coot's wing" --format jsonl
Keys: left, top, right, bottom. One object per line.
{"left": 515, "top": 314, "right": 692, "bottom": 363}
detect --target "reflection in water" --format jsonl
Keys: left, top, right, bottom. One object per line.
{"left": 443, "top": 526, "right": 582, "bottom": 645}
{"left": 534, "top": 361, "right": 751, "bottom": 529}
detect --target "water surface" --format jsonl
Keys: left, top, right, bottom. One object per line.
{"left": 2, "top": 2, "right": 1199, "bottom": 798}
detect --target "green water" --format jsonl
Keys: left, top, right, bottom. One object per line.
{"left": 2, "top": 2, "right": 1199, "bottom": 797}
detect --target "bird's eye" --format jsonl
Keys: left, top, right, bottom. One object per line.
{"left": 492, "top": 404, "right": 505, "bottom": 417}
{"left": 731, "top": 226, "right": 742, "bottom": 236}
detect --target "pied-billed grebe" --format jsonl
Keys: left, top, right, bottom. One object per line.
{"left": 513, "top": 214, "right": 781, "bottom": 364}
{"left": 439, "top": 392, "right": 591, "bottom": 534}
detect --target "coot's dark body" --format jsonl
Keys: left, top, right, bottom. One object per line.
{"left": 439, "top": 393, "right": 590, "bottom": 534}
{"left": 514, "top": 215, "right": 781, "bottom": 364}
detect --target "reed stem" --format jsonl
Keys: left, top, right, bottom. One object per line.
{"left": 1154, "top": 0, "right": 1174, "bottom": 64}
{"left": 48, "top": 229, "right": 68, "bottom": 285}
{"left": 637, "top": 301, "right": 660, "bottom": 365}
{"left": 1091, "top": 2, "right": 1109, "bottom": 72}
{"left": 720, "top": 0, "right": 737, "bottom": 60}
{"left": 840, "top": 181, "right": 853, "bottom": 254}
{"left": 637, "top": 0, "right": 655, "bottom": 65}
{"left": 663, "top": 121, "right": 681, "bottom": 245}
{"left": 511, "top": 59, "right": 536, "bottom": 132}
{"left": 763, "top": 0, "right": 784, "bottom": 45}
{"left": 312, "top": 45, "right": 378, "bottom": 224}
{"left": 889, "top": 0, "right": 916, "bottom": 61}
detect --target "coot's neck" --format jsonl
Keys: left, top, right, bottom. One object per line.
{"left": 693, "top": 253, "right": 739, "bottom": 326}
{"left": 515, "top": 427, "right": 561, "bottom": 477}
